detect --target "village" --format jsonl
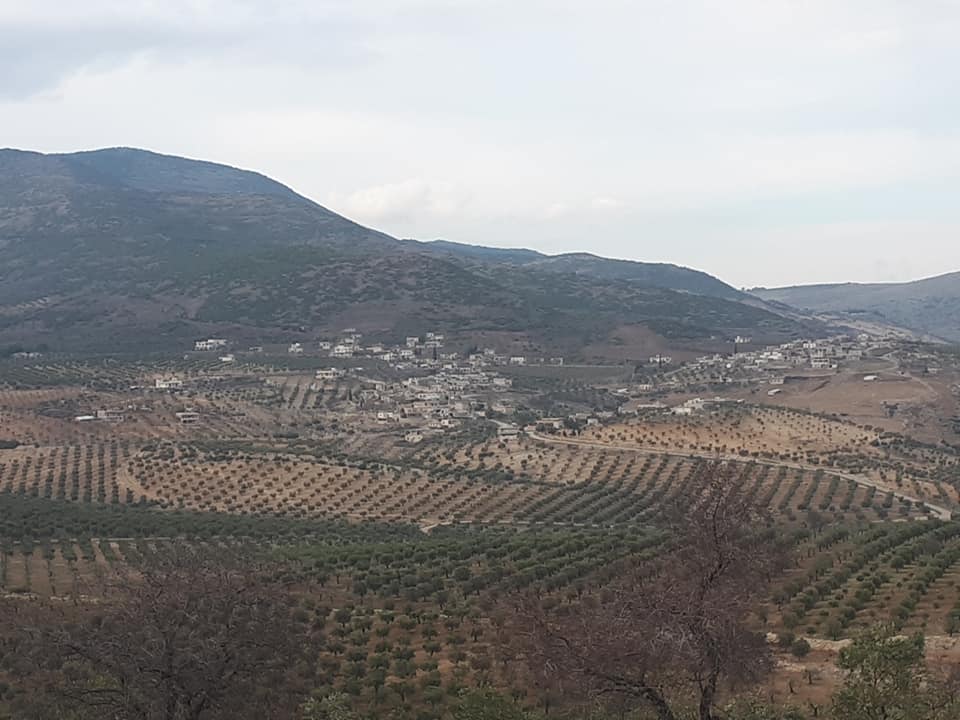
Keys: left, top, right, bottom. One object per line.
{"left": 34, "top": 327, "right": 954, "bottom": 456}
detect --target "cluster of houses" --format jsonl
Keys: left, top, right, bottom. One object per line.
{"left": 305, "top": 358, "right": 528, "bottom": 444}
{"left": 192, "top": 332, "right": 566, "bottom": 373}
{"left": 673, "top": 335, "right": 879, "bottom": 385}
{"left": 367, "top": 368, "right": 516, "bottom": 439}
{"left": 74, "top": 408, "right": 126, "bottom": 423}
{"left": 313, "top": 330, "right": 448, "bottom": 362}
{"left": 314, "top": 330, "right": 566, "bottom": 369}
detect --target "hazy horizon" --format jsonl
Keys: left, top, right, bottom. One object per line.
{"left": 4, "top": 1, "right": 960, "bottom": 287}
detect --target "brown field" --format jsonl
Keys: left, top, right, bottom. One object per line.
{"left": 725, "top": 366, "right": 960, "bottom": 447}
{"left": 576, "top": 406, "right": 960, "bottom": 509}
{"left": 3, "top": 356, "right": 960, "bottom": 718}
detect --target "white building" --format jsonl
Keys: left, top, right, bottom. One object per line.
{"left": 288, "top": 343, "right": 304, "bottom": 355}
{"left": 155, "top": 377, "right": 184, "bottom": 391}
{"left": 496, "top": 423, "right": 520, "bottom": 439}
{"left": 95, "top": 409, "right": 125, "bottom": 423}
{"left": 315, "top": 368, "right": 346, "bottom": 381}
{"left": 195, "top": 338, "right": 227, "bottom": 351}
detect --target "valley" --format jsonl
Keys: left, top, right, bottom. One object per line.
{"left": 1, "top": 148, "right": 959, "bottom": 720}
{"left": 2, "top": 324, "right": 960, "bottom": 718}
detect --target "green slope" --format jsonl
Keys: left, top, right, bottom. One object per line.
{"left": 0, "top": 148, "right": 812, "bottom": 354}
{"left": 751, "top": 274, "right": 960, "bottom": 342}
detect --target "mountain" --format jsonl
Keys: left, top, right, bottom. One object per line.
{"left": 0, "top": 147, "right": 812, "bottom": 356}
{"left": 751, "top": 273, "right": 960, "bottom": 342}
{"left": 420, "top": 240, "right": 745, "bottom": 300}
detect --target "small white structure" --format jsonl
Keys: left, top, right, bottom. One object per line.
{"left": 768, "top": 388, "right": 783, "bottom": 397}
{"left": 175, "top": 411, "right": 201, "bottom": 424}
{"left": 496, "top": 423, "right": 520, "bottom": 439}
{"left": 509, "top": 356, "right": 527, "bottom": 366}
{"left": 96, "top": 409, "right": 125, "bottom": 423}
{"left": 288, "top": 343, "right": 304, "bottom": 355}
{"left": 406, "top": 336, "right": 421, "bottom": 348}
{"left": 219, "top": 354, "right": 235, "bottom": 363}
{"left": 863, "top": 375, "right": 878, "bottom": 382}
{"left": 404, "top": 431, "right": 425, "bottom": 444}
{"left": 195, "top": 338, "right": 227, "bottom": 351}
{"left": 155, "top": 377, "right": 184, "bottom": 391}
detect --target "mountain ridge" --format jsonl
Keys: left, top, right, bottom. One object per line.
{"left": 0, "top": 147, "right": 814, "bottom": 356}
{"left": 750, "top": 272, "right": 960, "bottom": 342}
{"left": 421, "top": 240, "right": 745, "bottom": 301}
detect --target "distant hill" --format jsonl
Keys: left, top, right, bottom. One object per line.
{"left": 751, "top": 273, "right": 960, "bottom": 342}
{"left": 421, "top": 241, "right": 745, "bottom": 300}
{"left": 0, "top": 147, "right": 813, "bottom": 355}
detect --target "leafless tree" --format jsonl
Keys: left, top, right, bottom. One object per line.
{"left": 6, "top": 544, "right": 306, "bottom": 720}
{"left": 506, "top": 462, "right": 788, "bottom": 720}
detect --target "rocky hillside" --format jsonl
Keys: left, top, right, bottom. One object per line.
{"left": 751, "top": 273, "right": 960, "bottom": 342}
{"left": 0, "top": 147, "right": 813, "bottom": 355}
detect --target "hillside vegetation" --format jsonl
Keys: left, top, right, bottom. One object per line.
{"left": 751, "top": 273, "right": 960, "bottom": 342}
{"left": 0, "top": 147, "right": 811, "bottom": 354}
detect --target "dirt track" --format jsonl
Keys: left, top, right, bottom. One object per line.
{"left": 527, "top": 431, "right": 953, "bottom": 521}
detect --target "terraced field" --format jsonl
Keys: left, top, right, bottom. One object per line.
{"left": 772, "top": 520, "right": 960, "bottom": 639}
{"left": 1, "top": 438, "right": 927, "bottom": 529}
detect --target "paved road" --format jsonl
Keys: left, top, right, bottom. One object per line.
{"left": 526, "top": 431, "right": 953, "bottom": 521}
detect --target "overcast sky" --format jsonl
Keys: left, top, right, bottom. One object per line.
{"left": 3, "top": 0, "right": 960, "bottom": 287}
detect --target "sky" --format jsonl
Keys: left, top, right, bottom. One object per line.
{"left": 3, "top": 0, "right": 960, "bottom": 288}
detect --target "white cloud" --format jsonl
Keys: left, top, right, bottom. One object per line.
{"left": 327, "top": 179, "right": 469, "bottom": 225}
{"left": 589, "top": 197, "right": 623, "bottom": 210}
{"left": 1, "top": 0, "right": 959, "bottom": 285}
